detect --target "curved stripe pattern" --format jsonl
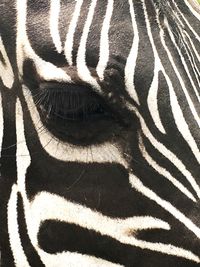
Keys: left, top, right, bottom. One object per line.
{"left": 0, "top": 0, "right": 200, "bottom": 266}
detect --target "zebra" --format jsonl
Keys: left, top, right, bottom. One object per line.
{"left": 0, "top": 0, "right": 200, "bottom": 266}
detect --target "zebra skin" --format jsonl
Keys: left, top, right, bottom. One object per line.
{"left": 0, "top": 0, "right": 200, "bottom": 266}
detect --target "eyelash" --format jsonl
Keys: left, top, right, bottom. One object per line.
{"left": 34, "top": 83, "right": 112, "bottom": 122}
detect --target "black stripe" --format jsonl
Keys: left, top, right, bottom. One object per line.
{"left": 17, "top": 193, "right": 45, "bottom": 267}
{"left": 38, "top": 220, "right": 199, "bottom": 267}
{"left": 0, "top": 51, "right": 6, "bottom": 66}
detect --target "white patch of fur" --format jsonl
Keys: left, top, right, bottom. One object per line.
{"left": 36, "top": 251, "right": 124, "bottom": 267}
{"left": 50, "top": 0, "right": 62, "bottom": 53}
{"left": 147, "top": 66, "right": 166, "bottom": 134}
{"left": 76, "top": 0, "right": 101, "bottom": 92}
{"left": 0, "top": 36, "right": 14, "bottom": 89}
{"left": 124, "top": 0, "right": 140, "bottom": 105}
{"left": 96, "top": 0, "right": 114, "bottom": 80}
{"left": 64, "top": 0, "right": 84, "bottom": 66}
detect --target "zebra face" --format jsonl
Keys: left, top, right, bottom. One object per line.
{"left": 0, "top": 1, "right": 200, "bottom": 267}
{"left": 21, "top": 0, "right": 136, "bottom": 147}
{"left": 22, "top": 60, "right": 133, "bottom": 146}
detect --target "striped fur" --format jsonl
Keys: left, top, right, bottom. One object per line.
{"left": 0, "top": 0, "right": 200, "bottom": 266}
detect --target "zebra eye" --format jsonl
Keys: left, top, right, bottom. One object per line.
{"left": 33, "top": 82, "right": 121, "bottom": 145}
{"left": 37, "top": 83, "right": 111, "bottom": 122}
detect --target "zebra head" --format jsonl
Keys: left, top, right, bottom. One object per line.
{"left": 0, "top": 0, "right": 200, "bottom": 266}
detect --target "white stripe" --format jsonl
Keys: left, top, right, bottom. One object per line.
{"left": 129, "top": 0, "right": 166, "bottom": 134}
{"left": 159, "top": 19, "right": 200, "bottom": 131}
{"left": 171, "top": 5, "right": 200, "bottom": 91}
{"left": 174, "top": 0, "right": 200, "bottom": 43}
{"left": 77, "top": 0, "right": 101, "bottom": 91}
{"left": 0, "top": 36, "right": 14, "bottom": 89}
{"left": 127, "top": 102, "right": 200, "bottom": 200}
{"left": 176, "top": 10, "right": 200, "bottom": 72}
{"left": 162, "top": 16, "right": 200, "bottom": 106}
{"left": 147, "top": 67, "right": 166, "bottom": 134}
{"left": 135, "top": 1, "right": 165, "bottom": 132}
{"left": 30, "top": 193, "right": 170, "bottom": 244}
{"left": 16, "top": 99, "right": 46, "bottom": 265}
{"left": 130, "top": 178, "right": 200, "bottom": 263}
{"left": 125, "top": 0, "right": 140, "bottom": 105}
{"left": 6, "top": 100, "right": 31, "bottom": 267}
{"left": 141, "top": 110, "right": 200, "bottom": 198}
{"left": 175, "top": 3, "right": 200, "bottom": 62}
{"left": 129, "top": 172, "right": 200, "bottom": 242}
{"left": 50, "top": 0, "right": 62, "bottom": 53}
{"left": 183, "top": 0, "right": 200, "bottom": 21}
{"left": 0, "top": 93, "right": 3, "bottom": 155}
{"left": 168, "top": 73, "right": 200, "bottom": 164}
{"left": 145, "top": 2, "right": 200, "bottom": 156}
{"left": 30, "top": 192, "right": 200, "bottom": 263}
{"left": 142, "top": 109, "right": 200, "bottom": 197}
{"left": 139, "top": 134, "right": 196, "bottom": 202}
{"left": 183, "top": 31, "right": 200, "bottom": 87}
{"left": 170, "top": 5, "right": 200, "bottom": 91}
{"left": 36, "top": 251, "right": 124, "bottom": 267}
{"left": 96, "top": 0, "right": 114, "bottom": 80}
{"left": 16, "top": 99, "right": 31, "bottom": 196}
{"left": 7, "top": 185, "right": 30, "bottom": 267}
{"left": 159, "top": 18, "right": 200, "bottom": 165}
{"left": 141, "top": 0, "right": 200, "bottom": 196}
{"left": 16, "top": 0, "right": 71, "bottom": 82}
{"left": 171, "top": 4, "right": 200, "bottom": 89}
{"left": 64, "top": 0, "right": 84, "bottom": 65}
